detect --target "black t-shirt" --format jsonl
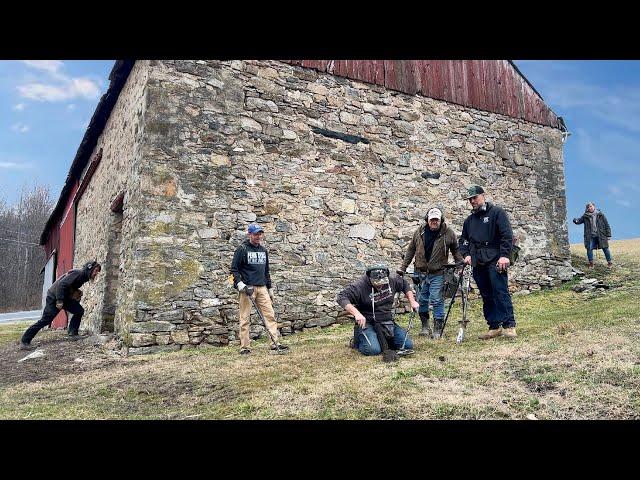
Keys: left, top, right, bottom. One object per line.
{"left": 423, "top": 226, "right": 439, "bottom": 262}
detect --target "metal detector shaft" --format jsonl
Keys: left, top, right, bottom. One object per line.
{"left": 360, "top": 326, "right": 373, "bottom": 347}
{"left": 440, "top": 265, "right": 466, "bottom": 337}
{"left": 399, "top": 311, "right": 416, "bottom": 351}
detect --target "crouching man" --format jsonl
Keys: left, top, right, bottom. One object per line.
{"left": 337, "top": 264, "right": 419, "bottom": 359}
{"left": 20, "top": 260, "right": 101, "bottom": 350}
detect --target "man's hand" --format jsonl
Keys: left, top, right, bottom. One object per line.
{"left": 355, "top": 312, "right": 366, "bottom": 328}
{"left": 496, "top": 256, "right": 510, "bottom": 273}
{"left": 410, "top": 299, "right": 420, "bottom": 311}
{"left": 463, "top": 255, "right": 472, "bottom": 266}
{"left": 56, "top": 301, "right": 64, "bottom": 310}
{"left": 245, "top": 285, "right": 254, "bottom": 296}
{"left": 268, "top": 288, "right": 275, "bottom": 302}
{"left": 396, "top": 269, "right": 405, "bottom": 276}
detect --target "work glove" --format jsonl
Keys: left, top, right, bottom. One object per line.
{"left": 70, "top": 289, "right": 83, "bottom": 301}
{"left": 56, "top": 300, "right": 64, "bottom": 310}
{"left": 237, "top": 281, "right": 253, "bottom": 296}
{"left": 268, "top": 288, "right": 275, "bottom": 303}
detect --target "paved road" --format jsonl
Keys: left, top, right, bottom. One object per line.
{"left": 0, "top": 310, "right": 40, "bottom": 324}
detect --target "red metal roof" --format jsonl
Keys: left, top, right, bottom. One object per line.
{"left": 283, "top": 60, "right": 561, "bottom": 128}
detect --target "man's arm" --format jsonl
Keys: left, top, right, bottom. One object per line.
{"left": 337, "top": 285, "right": 366, "bottom": 327}
{"left": 52, "top": 271, "right": 77, "bottom": 303}
{"left": 448, "top": 229, "right": 464, "bottom": 264}
{"left": 573, "top": 215, "right": 584, "bottom": 225}
{"left": 395, "top": 275, "right": 419, "bottom": 311}
{"left": 602, "top": 214, "right": 612, "bottom": 238}
{"left": 399, "top": 230, "right": 418, "bottom": 273}
{"left": 264, "top": 250, "right": 272, "bottom": 289}
{"left": 497, "top": 209, "right": 514, "bottom": 260}
{"left": 458, "top": 218, "right": 471, "bottom": 259}
{"left": 230, "top": 247, "right": 246, "bottom": 289}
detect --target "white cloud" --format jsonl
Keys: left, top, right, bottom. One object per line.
{"left": 10, "top": 123, "right": 30, "bottom": 134}
{"left": 67, "top": 103, "right": 76, "bottom": 111}
{"left": 616, "top": 199, "right": 632, "bottom": 208}
{"left": 12, "top": 103, "right": 26, "bottom": 111}
{"left": 0, "top": 161, "right": 32, "bottom": 170}
{"left": 22, "top": 60, "right": 64, "bottom": 74}
{"left": 18, "top": 80, "right": 100, "bottom": 102}
{"left": 17, "top": 60, "right": 102, "bottom": 102}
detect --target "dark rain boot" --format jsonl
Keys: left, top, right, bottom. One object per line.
{"left": 419, "top": 313, "right": 432, "bottom": 337}
{"left": 432, "top": 318, "right": 444, "bottom": 339}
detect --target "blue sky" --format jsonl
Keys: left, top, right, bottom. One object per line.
{"left": 1, "top": 60, "right": 638, "bottom": 244}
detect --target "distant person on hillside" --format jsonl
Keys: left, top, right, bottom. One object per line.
{"left": 573, "top": 202, "right": 613, "bottom": 268}
{"left": 19, "top": 261, "right": 101, "bottom": 350}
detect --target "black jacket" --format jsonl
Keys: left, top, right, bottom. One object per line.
{"left": 337, "top": 273, "right": 409, "bottom": 324}
{"left": 230, "top": 240, "right": 272, "bottom": 289}
{"left": 458, "top": 202, "right": 513, "bottom": 267}
{"left": 48, "top": 264, "right": 92, "bottom": 302}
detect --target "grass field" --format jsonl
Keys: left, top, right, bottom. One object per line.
{"left": 1, "top": 239, "right": 639, "bottom": 419}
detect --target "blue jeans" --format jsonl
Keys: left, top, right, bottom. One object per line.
{"left": 417, "top": 273, "right": 445, "bottom": 319}
{"left": 472, "top": 264, "right": 515, "bottom": 330}
{"left": 587, "top": 237, "right": 612, "bottom": 263}
{"left": 354, "top": 323, "right": 414, "bottom": 356}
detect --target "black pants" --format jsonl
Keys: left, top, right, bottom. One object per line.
{"left": 472, "top": 263, "right": 516, "bottom": 329}
{"left": 21, "top": 294, "right": 84, "bottom": 344}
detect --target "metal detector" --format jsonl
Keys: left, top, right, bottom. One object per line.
{"left": 456, "top": 266, "right": 472, "bottom": 343}
{"left": 397, "top": 310, "right": 416, "bottom": 356}
{"left": 246, "top": 291, "right": 287, "bottom": 354}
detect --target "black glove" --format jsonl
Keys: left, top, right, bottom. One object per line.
{"left": 396, "top": 270, "right": 405, "bottom": 276}
{"left": 245, "top": 285, "right": 254, "bottom": 296}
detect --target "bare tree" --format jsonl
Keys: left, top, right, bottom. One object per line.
{"left": 0, "top": 184, "right": 54, "bottom": 313}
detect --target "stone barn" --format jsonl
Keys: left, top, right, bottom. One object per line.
{"left": 39, "top": 60, "right": 573, "bottom": 354}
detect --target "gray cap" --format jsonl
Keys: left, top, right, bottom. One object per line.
{"left": 466, "top": 185, "right": 485, "bottom": 199}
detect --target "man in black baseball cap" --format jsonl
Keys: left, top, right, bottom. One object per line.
{"left": 230, "top": 223, "right": 289, "bottom": 354}
{"left": 459, "top": 185, "right": 517, "bottom": 340}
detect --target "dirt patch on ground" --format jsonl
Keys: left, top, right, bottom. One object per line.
{"left": 0, "top": 329, "right": 124, "bottom": 388}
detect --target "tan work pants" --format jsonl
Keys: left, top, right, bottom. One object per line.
{"left": 238, "top": 286, "right": 279, "bottom": 348}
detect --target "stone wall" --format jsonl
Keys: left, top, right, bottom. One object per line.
{"left": 73, "top": 61, "right": 151, "bottom": 335}
{"left": 123, "top": 59, "right": 572, "bottom": 353}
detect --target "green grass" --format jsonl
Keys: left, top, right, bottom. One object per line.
{"left": 1, "top": 239, "right": 640, "bottom": 419}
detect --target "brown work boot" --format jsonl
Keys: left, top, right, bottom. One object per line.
{"left": 607, "top": 262, "right": 613, "bottom": 268}
{"left": 502, "top": 327, "right": 517, "bottom": 339}
{"left": 588, "top": 261, "right": 594, "bottom": 268}
{"left": 478, "top": 328, "right": 502, "bottom": 340}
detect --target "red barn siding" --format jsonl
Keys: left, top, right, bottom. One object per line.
{"left": 50, "top": 181, "right": 78, "bottom": 329}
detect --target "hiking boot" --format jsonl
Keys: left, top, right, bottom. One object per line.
{"left": 588, "top": 261, "right": 594, "bottom": 269}
{"left": 419, "top": 313, "right": 432, "bottom": 337}
{"left": 239, "top": 347, "right": 251, "bottom": 355}
{"left": 478, "top": 328, "right": 503, "bottom": 340}
{"left": 432, "top": 318, "right": 444, "bottom": 339}
{"left": 607, "top": 262, "right": 613, "bottom": 268}
{"left": 271, "top": 343, "right": 289, "bottom": 351}
{"left": 19, "top": 342, "right": 35, "bottom": 351}
{"left": 349, "top": 337, "right": 356, "bottom": 349}
{"left": 502, "top": 327, "right": 517, "bottom": 339}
